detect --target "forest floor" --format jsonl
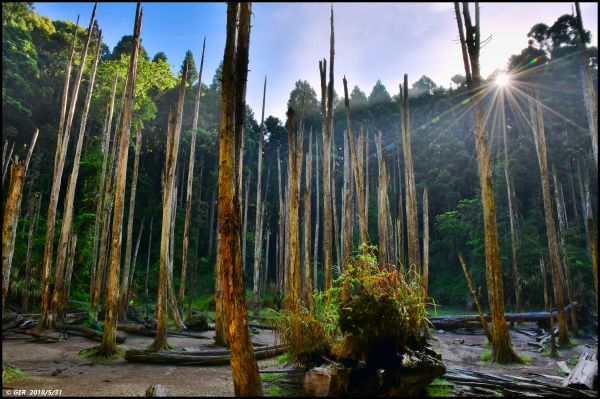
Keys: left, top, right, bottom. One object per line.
{"left": 2, "top": 322, "right": 597, "bottom": 397}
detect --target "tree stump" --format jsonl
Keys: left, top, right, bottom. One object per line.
{"left": 303, "top": 363, "right": 350, "bottom": 397}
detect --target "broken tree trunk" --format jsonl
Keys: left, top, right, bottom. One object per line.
{"left": 318, "top": 8, "right": 335, "bottom": 291}
{"left": 94, "top": 3, "right": 141, "bottom": 357}
{"left": 217, "top": 3, "right": 262, "bottom": 395}
{"left": 528, "top": 89, "right": 569, "bottom": 345}
{"left": 253, "top": 75, "right": 267, "bottom": 315}
{"left": 552, "top": 168, "right": 579, "bottom": 335}
{"left": 562, "top": 353, "right": 597, "bottom": 390}
{"left": 400, "top": 74, "right": 420, "bottom": 277}
{"left": 454, "top": 2, "right": 522, "bottom": 364}
{"left": 120, "top": 129, "right": 143, "bottom": 318}
{"left": 458, "top": 253, "right": 493, "bottom": 342}
{"left": 40, "top": 4, "right": 97, "bottom": 330}
{"left": 179, "top": 38, "right": 206, "bottom": 311}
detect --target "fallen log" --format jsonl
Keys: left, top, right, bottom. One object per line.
{"left": 124, "top": 344, "right": 288, "bottom": 365}
{"left": 58, "top": 324, "right": 126, "bottom": 344}
{"left": 170, "top": 343, "right": 286, "bottom": 356}
{"left": 562, "top": 353, "right": 597, "bottom": 390}
{"left": 12, "top": 329, "right": 62, "bottom": 342}
{"left": 117, "top": 324, "right": 210, "bottom": 339}
{"left": 249, "top": 322, "right": 276, "bottom": 330}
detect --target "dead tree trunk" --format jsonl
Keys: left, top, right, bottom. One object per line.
{"left": 396, "top": 155, "right": 405, "bottom": 270}
{"left": 458, "top": 253, "right": 492, "bottom": 342}
{"left": 242, "top": 176, "right": 250, "bottom": 274}
{"left": 167, "top": 181, "right": 185, "bottom": 329}
{"left": 277, "top": 147, "right": 284, "bottom": 296}
{"left": 253, "top": 76, "right": 267, "bottom": 315}
{"left": 588, "top": 216, "right": 598, "bottom": 306}
{"left": 528, "top": 90, "right": 569, "bottom": 345}
{"left": 454, "top": 2, "right": 522, "bottom": 363}
{"left": 303, "top": 130, "right": 313, "bottom": 308}
{"left": 120, "top": 129, "right": 143, "bottom": 318}
{"left": 399, "top": 74, "right": 420, "bottom": 276}
{"left": 217, "top": 3, "right": 262, "bottom": 395}
{"left": 287, "top": 106, "right": 303, "bottom": 307}
{"left": 61, "top": 234, "right": 78, "bottom": 313}
{"left": 90, "top": 72, "right": 118, "bottom": 314}
{"left": 552, "top": 168, "right": 579, "bottom": 335}
{"left": 342, "top": 76, "right": 368, "bottom": 246}
{"left": 375, "top": 131, "right": 389, "bottom": 265}
{"left": 145, "top": 217, "right": 153, "bottom": 302}
{"left": 2, "top": 161, "right": 26, "bottom": 311}
{"left": 51, "top": 32, "right": 102, "bottom": 321}
{"left": 2, "top": 141, "right": 15, "bottom": 187}
{"left": 500, "top": 91, "right": 522, "bottom": 313}
{"left": 574, "top": 2, "right": 598, "bottom": 168}
{"left": 92, "top": 3, "right": 142, "bottom": 357}
{"left": 331, "top": 133, "right": 341, "bottom": 271}
{"left": 313, "top": 131, "right": 320, "bottom": 291}
{"left": 22, "top": 193, "right": 42, "bottom": 312}
{"left": 179, "top": 38, "right": 206, "bottom": 311}
{"left": 423, "top": 187, "right": 429, "bottom": 295}
{"left": 318, "top": 7, "right": 335, "bottom": 291}
{"left": 40, "top": 3, "right": 97, "bottom": 330}
{"left": 540, "top": 257, "right": 558, "bottom": 357}
{"left": 208, "top": 186, "right": 217, "bottom": 260}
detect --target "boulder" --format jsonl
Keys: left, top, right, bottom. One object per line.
{"left": 145, "top": 384, "right": 167, "bottom": 397}
{"left": 303, "top": 362, "right": 350, "bottom": 397}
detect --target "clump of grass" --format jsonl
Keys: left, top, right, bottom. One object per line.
{"left": 481, "top": 350, "right": 492, "bottom": 362}
{"left": 261, "top": 372, "right": 285, "bottom": 383}
{"left": 266, "top": 385, "right": 285, "bottom": 396}
{"left": 277, "top": 352, "right": 292, "bottom": 365}
{"left": 518, "top": 352, "right": 532, "bottom": 364}
{"left": 2, "top": 364, "right": 24, "bottom": 383}
{"left": 425, "top": 378, "right": 453, "bottom": 397}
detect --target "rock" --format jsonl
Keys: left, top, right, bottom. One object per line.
{"left": 185, "top": 315, "right": 209, "bottom": 331}
{"left": 303, "top": 363, "right": 350, "bottom": 397}
{"left": 145, "top": 384, "right": 167, "bottom": 397}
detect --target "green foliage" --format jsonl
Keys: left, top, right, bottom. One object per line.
{"left": 481, "top": 350, "right": 492, "bottom": 362}
{"left": 2, "top": 364, "right": 24, "bottom": 383}
{"left": 425, "top": 378, "right": 453, "bottom": 397}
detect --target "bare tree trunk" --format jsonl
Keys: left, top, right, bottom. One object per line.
{"left": 167, "top": 183, "right": 185, "bottom": 329}
{"left": 454, "top": 2, "right": 522, "bottom": 363}
{"left": 61, "top": 234, "right": 77, "bottom": 313}
{"left": 151, "top": 56, "right": 188, "bottom": 348}
{"left": 277, "top": 147, "right": 284, "bottom": 296}
{"left": 313, "top": 133, "right": 320, "bottom": 291}
{"left": 22, "top": 192, "right": 42, "bottom": 312}
{"left": 423, "top": 187, "right": 429, "bottom": 295}
{"left": 252, "top": 77, "right": 267, "bottom": 315}
{"left": 365, "top": 129, "right": 370, "bottom": 232}
{"left": 51, "top": 33, "right": 102, "bottom": 321}
{"left": 90, "top": 72, "right": 119, "bottom": 312}
{"left": 94, "top": 3, "right": 142, "bottom": 357}
{"left": 127, "top": 218, "right": 145, "bottom": 306}
{"left": 528, "top": 91, "right": 569, "bottom": 345}
{"left": 567, "top": 161, "right": 579, "bottom": 226}
{"left": 242, "top": 177, "right": 250, "bottom": 274}
{"left": 2, "top": 141, "right": 15, "bottom": 187}
{"left": 399, "top": 74, "right": 420, "bottom": 276}
{"left": 145, "top": 217, "right": 153, "bottom": 302}
{"left": 540, "top": 257, "right": 558, "bottom": 357}
{"left": 318, "top": 7, "right": 335, "bottom": 291}
{"left": 120, "top": 129, "right": 143, "bottom": 318}
{"left": 263, "top": 229, "right": 270, "bottom": 294}
{"left": 588, "top": 216, "right": 598, "bottom": 306}
{"left": 40, "top": 4, "right": 97, "bottom": 330}
{"left": 552, "top": 168, "right": 579, "bottom": 335}
{"left": 396, "top": 155, "right": 405, "bottom": 270}
{"left": 208, "top": 186, "right": 217, "bottom": 260}
{"left": 179, "top": 39, "right": 206, "bottom": 309}
{"left": 331, "top": 133, "right": 341, "bottom": 271}
{"left": 303, "top": 130, "right": 313, "bottom": 307}
{"left": 375, "top": 131, "right": 389, "bottom": 265}
{"left": 342, "top": 77, "right": 368, "bottom": 247}
{"left": 217, "top": 4, "right": 262, "bottom": 395}
{"left": 458, "top": 253, "right": 492, "bottom": 342}
{"left": 575, "top": 2, "right": 598, "bottom": 168}
{"left": 287, "top": 106, "right": 303, "bottom": 308}
{"left": 2, "top": 161, "right": 26, "bottom": 311}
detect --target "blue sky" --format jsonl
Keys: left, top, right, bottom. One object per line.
{"left": 34, "top": 2, "right": 598, "bottom": 121}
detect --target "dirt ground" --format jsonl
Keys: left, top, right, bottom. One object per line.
{"left": 2, "top": 323, "right": 597, "bottom": 397}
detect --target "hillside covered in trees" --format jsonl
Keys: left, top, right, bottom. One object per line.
{"left": 2, "top": 2, "right": 598, "bottom": 397}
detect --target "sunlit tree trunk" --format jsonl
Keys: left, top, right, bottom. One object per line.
{"left": 287, "top": 106, "right": 303, "bottom": 307}
{"left": 119, "top": 128, "right": 143, "bottom": 318}
{"left": 528, "top": 90, "right": 569, "bottom": 345}
{"left": 94, "top": 3, "right": 142, "bottom": 357}
{"left": 375, "top": 131, "right": 389, "bottom": 265}
{"left": 454, "top": 2, "right": 522, "bottom": 363}
{"left": 552, "top": 168, "right": 578, "bottom": 335}
{"left": 399, "top": 74, "right": 420, "bottom": 276}
{"left": 51, "top": 33, "right": 101, "bottom": 320}
{"left": 40, "top": 4, "right": 97, "bottom": 330}
{"left": 319, "top": 7, "right": 335, "bottom": 291}
{"left": 217, "top": 4, "right": 262, "bottom": 395}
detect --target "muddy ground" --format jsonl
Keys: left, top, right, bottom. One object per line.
{"left": 2, "top": 323, "right": 597, "bottom": 397}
